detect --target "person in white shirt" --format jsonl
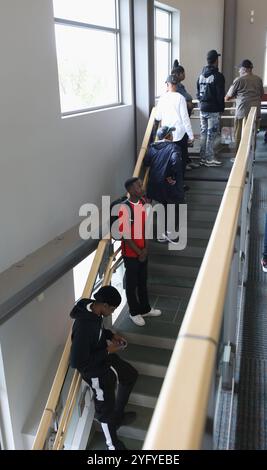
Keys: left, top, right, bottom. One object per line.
{"left": 155, "top": 74, "right": 194, "bottom": 177}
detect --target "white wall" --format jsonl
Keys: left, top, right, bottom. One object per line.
{"left": 157, "top": 0, "right": 225, "bottom": 97}
{"left": 0, "top": 0, "right": 135, "bottom": 273}
{"left": 0, "top": 272, "right": 73, "bottom": 449}
{"left": 235, "top": 0, "right": 267, "bottom": 87}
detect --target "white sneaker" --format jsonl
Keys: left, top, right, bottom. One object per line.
{"left": 142, "top": 308, "right": 162, "bottom": 317}
{"left": 157, "top": 233, "right": 169, "bottom": 243}
{"left": 129, "top": 314, "right": 145, "bottom": 326}
{"left": 205, "top": 160, "right": 222, "bottom": 167}
{"left": 157, "top": 232, "right": 179, "bottom": 244}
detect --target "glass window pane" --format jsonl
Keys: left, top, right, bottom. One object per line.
{"left": 264, "top": 34, "right": 267, "bottom": 86}
{"left": 53, "top": 0, "right": 117, "bottom": 28}
{"left": 155, "top": 40, "right": 170, "bottom": 97}
{"left": 264, "top": 54, "right": 267, "bottom": 86}
{"left": 155, "top": 8, "right": 170, "bottom": 39}
{"left": 55, "top": 24, "right": 119, "bottom": 113}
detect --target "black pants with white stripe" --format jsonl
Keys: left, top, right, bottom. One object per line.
{"left": 82, "top": 354, "right": 138, "bottom": 450}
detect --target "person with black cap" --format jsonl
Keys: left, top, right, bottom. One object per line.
{"left": 70, "top": 285, "right": 138, "bottom": 450}
{"left": 197, "top": 49, "right": 225, "bottom": 167}
{"left": 225, "top": 59, "right": 264, "bottom": 157}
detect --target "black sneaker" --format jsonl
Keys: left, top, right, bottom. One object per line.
{"left": 116, "top": 439, "right": 128, "bottom": 450}
{"left": 107, "top": 439, "right": 128, "bottom": 450}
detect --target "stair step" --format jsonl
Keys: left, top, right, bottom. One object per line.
{"left": 187, "top": 204, "right": 218, "bottom": 222}
{"left": 88, "top": 431, "right": 143, "bottom": 450}
{"left": 149, "top": 274, "right": 195, "bottom": 289}
{"left": 186, "top": 192, "right": 222, "bottom": 206}
{"left": 117, "top": 318, "right": 180, "bottom": 349}
{"left": 117, "top": 403, "right": 153, "bottom": 440}
{"left": 150, "top": 221, "right": 213, "bottom": 243}
{"left": 118, "top": 343, "right": 172, "bottom": 377}
{"left": 184, "top": 180, "right": 227, "bottom": 191}
{"left": 188, "top": 187, "right": 224, "bottom": 196}
{"left": 149, "top": 254, "right": 202, "bottom": 268}
{"left": 91, "top": 403, "right": 153, "bottom": 442}
{"left": 148, "top": 284, "right": 192, "bottom": 298}
{"left": 129, "top": 374, "right": 163, "bottom": 408}
{"left": 149, "top": 238, "right": 208, "bottom": 257}
{"left": 149, "top": 257, "right": 201, "bottom": 279}
{"left": 187, "top": 220, "right": 213, "bottom": 239}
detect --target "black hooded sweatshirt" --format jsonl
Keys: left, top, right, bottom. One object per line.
{"left": 197, "top": 65, "right": 225, "bottom": 113}
{"left": 70, "top": 299, "right": 114, "bottom": 377}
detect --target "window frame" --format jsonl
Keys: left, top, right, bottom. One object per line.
{"left": 54, "top": 0, "right": 122, "bottom": 116}
{"left": 154, "top": 5, "right": 173, "bottom": 99}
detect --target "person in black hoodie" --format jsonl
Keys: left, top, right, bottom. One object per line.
{"left": 144, "top": 125, "right": 184, "bottom": 243}
{"left": 70, "top": 285, "right": 138, "bottom": 450}
{"left": 197, "top": 49, "right": 225, "bottom": 167}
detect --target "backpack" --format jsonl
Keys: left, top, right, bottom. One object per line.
{"left": 110, "top": 196, "right": 146, "bottom": 240}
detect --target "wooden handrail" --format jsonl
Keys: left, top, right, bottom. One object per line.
{"left": 106, "top": 257, "right": 123, "bottom": 286}
{"left": 144, "top": 108, "right": 256, "bottom": 450}
{"left": 102, "top": 247, "right": 121, "bottom": 285}
{"left": 133, "top": 107, "right": 156, "bottom": 178}
{"left": 52, "top": 370, "right": 81, "bottom": 450}
{"left": 33, "top": 106, "right": 156, "bottom": 449}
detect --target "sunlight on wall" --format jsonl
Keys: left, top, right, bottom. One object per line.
{"left": 72, "top": 252, "right": 95, "bottom": 301}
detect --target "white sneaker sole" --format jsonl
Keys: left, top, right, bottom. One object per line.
{"left": 129, "top": 315, "right": 145, "bottom": 326}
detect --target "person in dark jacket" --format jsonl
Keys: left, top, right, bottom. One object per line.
{"left": 144, "top": 125, "right": 184, "bottom": 243}
{"left": 197, "top": 49, "right": 225, "bottom": 166}
{"left": 70, "top": 285, "right": 138, "bottom": 450}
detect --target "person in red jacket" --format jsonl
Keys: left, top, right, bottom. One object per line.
{"left": 119, "top": 177, "right": 162, "bottom": 326}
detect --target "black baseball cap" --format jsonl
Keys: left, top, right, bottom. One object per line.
{"left": 239, "top": 59, "right": 253, "bottom": 69}
{"left": 207, "top": 50, "right": 221, "bottom": 63}
{"left": 94, "top": 286, "right": 121, "bottom": 307}
{"left": 165, "top": 74, "right": 178, "bottom": 85}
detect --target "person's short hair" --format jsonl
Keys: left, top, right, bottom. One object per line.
{"left": 124, "top": 176, "right": 139, "bottom": 191}
{"left": 157, "top": 126, "right": 176, "bottom": 140}
{"left": 94, "top": 286, "right": 121, "bottom": 307}
{"left": 207, "top": 49, "right": 221, "bottom": 64}
{"left": 239, "top": 59, "right": 253, "bottom": 69}
{"left": 165, "top": 74, "right": 178, "bottom": 85}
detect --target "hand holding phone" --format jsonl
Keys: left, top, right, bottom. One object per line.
{"left": 118, "top": 339, "right": 127, "bottom": 349}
